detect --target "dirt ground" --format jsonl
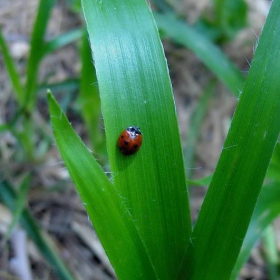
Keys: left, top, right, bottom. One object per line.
{"left": 0, "top": 0, "right": 274, "bottom": 279}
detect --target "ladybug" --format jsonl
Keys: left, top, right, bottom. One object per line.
{"left": 117, "top": 126, "right": 142, "bottom": 155}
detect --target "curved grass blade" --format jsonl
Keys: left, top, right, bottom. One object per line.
{"left": 155, "top": 13, "right": 244, "bottom": 97}
{"left": 179, "top": 1, "right": 280, "bottom": 278}
{"left": 47, "top": 92, "right": 158, "bottom": 280}
{"left": 81, "top": 0, "right": 191, "bottom": 278}
{"left": 0, "top": 180, "right": 76, "bottom": 280}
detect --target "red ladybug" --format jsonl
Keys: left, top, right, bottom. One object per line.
{"left": 117, "top": 126, "right": 142, "bottom": 155}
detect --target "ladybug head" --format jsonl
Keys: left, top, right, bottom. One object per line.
{"left": 127, "top": 126, "right": 141, "bottom": 135}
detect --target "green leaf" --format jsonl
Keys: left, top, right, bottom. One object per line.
{"left": 0, "top": 180, "right": 76, "bottom": 280}
{"left": 81, "top": 0, "right": 191, "bottom": 278}
{"left": 179, "top": 1, "right": 280, "bottom": 279}
{"left": 0, "top": 28, "right": 24, "bottom": 104}
{"left": 154, "top": 13, "right": 244, "bottom": 97}
{"left": 47, "top": 92, "right": 158, "bottom": 280}
{"left": 25, "top": 0, "right": 56, "bottom": 110}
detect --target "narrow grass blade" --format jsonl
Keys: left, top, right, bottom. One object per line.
{"left": 25, "top": 0, "right": 56, "bottom": 110}
{"left": 184, "top": 81, "right": 215, "bottom": 178}
{"left": 186, "top": 174, "right": 212, "bottom": 187}
{"left": 2, "top": 175, "right": 31, "bottom": 245}
{"left": 0, "top": 107, "right": 25, "bottom": 133}
{"left": 231, "top": 182, "right": 280, "bottom": 279}
{"left": 151, "top": 0, "right": 174, "bottom": 13}
{"left": 0, "top": 29, "right": 24, "bottom": 104}
{"left": 81, "top": 0, "right": 192, "bottom": 278}
{"left": 38, "top": 78, "right": 79, "bottom": 95}
{"left": 262, "top": 226, "right": 279, "bottom": 280}
{"left": 42, "top": 28, "right": 84, "bottom": 57}
{"left": 0, "top": 180, "right": 76, "bottom": 280}
{"left": 155, "top": 13, "right": 244, "bottom": 97}
{"left": 266, "top": 142, "right": 280, "bottom": 182}
{"left": 213, "top": 0, "right": 248, "bottom": 39}
{"left": 188, "top": 143, "right": 280, "bottom": 277}
{"left": 47, "top": 92, "right": 158, "bottom": 280}
{"left": 79, "top": 31, "right": 104, "bottom": 154}
{"left": 179, "top": 1, "right": 280, "bottom": 279}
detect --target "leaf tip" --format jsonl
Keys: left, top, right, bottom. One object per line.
{"left": 46, "top": 89, "right": 53, "bottom": 103}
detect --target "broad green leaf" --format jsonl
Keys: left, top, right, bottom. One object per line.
{"left": 0, "top": 180, "right": 76, "bottom": 280}
{"left": 47, "top": 92, "right": 158, "bottom": 280}
{"left": 179, "top": 1, "right": 280, "bottom": 279}
{"left": 154, "top": 13, "right": 244, "bottom": 97}
{"left": 0, "top": 29, "right": 24, "bottom": 104}
{"left": 81, "top": 0, "right": 191, "bottom": 279}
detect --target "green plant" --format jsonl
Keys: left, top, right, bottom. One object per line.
{"left": 1, "top": 0, "right": 280, "bottom": 278}
{"left": 47, "top": 0, "right": 280, "bottom": 280}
